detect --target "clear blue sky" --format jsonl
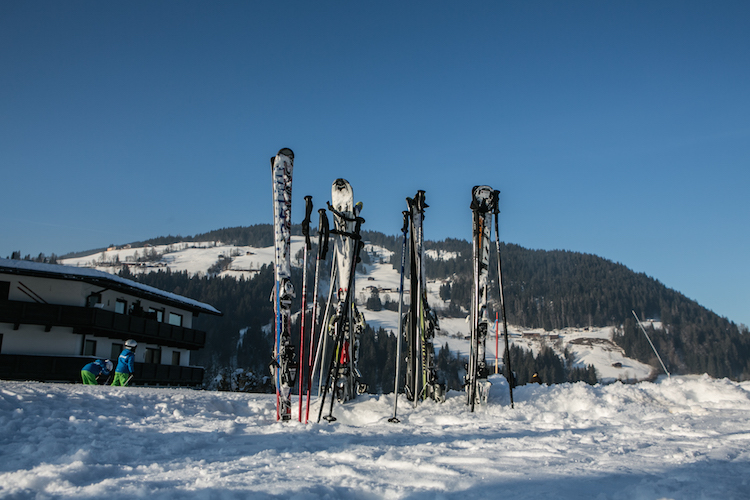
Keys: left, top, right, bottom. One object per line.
{"left": 2, "top": 1, "right": 748, "bottom": 327}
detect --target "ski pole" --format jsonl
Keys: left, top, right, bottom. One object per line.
{"left": 468, "top": 206, "right": 480, "bottom": 411}
{"left": 319, "top": 215, "right": 364, "bottom": 422}
{"left": 389, "top": 211, "right": 409, "bottom": 423}
{"left": 632, "top": 310, "right": 670, "bottom": 377}
{"left": 305, "top": 208, "right": 329, "bottom": 423}
{"left": 298, "top": 196, "right": 313, "bottom": 422}
{"left": 494, "top": 190, "right": 513, "bottom": 408}
{"left": 314, "top": 261, "right": 337, "bottom": 398}
{"left": 495, "top": 312, "right": 499, "bottom": 375}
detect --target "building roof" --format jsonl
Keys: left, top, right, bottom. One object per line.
{"left": 0, "top": 258, "right": 222, "bottom": 316}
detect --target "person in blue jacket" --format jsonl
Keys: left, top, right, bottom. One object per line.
{"left": 81, "top": 359, "right": 113, "bottom": 385}
{"left": 112, "top": 339, "right": 137, "bottom": 386}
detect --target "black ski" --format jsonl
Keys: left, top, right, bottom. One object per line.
{"left": 404, "top": 190, "right": 445, "bottom": 405}
{"left": 466, "top": 185, "right": 493, "bottom": 411}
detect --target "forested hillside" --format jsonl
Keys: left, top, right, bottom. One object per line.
{"left": 416, "top": 238, "right": 750, "bottom": 380}
{"left": 58, "top": 224, "right": 748, "bottom": 383}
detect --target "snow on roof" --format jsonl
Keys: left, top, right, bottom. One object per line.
{"left": 0, "top": 258, "right": 221, "bottom": 316}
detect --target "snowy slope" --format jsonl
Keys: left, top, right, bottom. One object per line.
{"left": 62, "top": 240, "right": 656, "bottom": 382}
{"left": 61, "top": 238, "right": 307, "bottom": 280}
{"left": 2, "top": 376, "right": 750, "bottom": 499}
{"left": 353, "top": 245, "right": 654, "bottom": 383}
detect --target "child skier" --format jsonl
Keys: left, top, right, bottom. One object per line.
{"left": 111, "top": 339, "right": 137, "bottom": 386}
{"left": 81, "top": 359, "right": 113, "bottom": 385}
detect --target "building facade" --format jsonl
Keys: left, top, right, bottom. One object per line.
{"left": 0, "top": 258, "right": 221, "bottom": 386}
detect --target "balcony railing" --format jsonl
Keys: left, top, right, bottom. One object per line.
{"left": 0, "top": 300, "right": 206, "bottom": 350}
{"left": 0, "top": 354, "right": 204, "bottom": 387}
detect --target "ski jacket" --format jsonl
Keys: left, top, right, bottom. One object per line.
{"left": 115, "top": 349, "right": 135, "bottom": 374}
{"left": 82, "top": 359, "right": 111, "bottom": 376}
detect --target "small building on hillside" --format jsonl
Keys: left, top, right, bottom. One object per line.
{"left": 0, "top": 258, "right": 222, "bottom": 386}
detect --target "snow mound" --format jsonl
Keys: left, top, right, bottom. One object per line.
{"left": 2, "top": 376, "right": 750, "bottom": 499}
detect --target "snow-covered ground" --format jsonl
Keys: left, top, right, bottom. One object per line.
{"left": 2, "top": 375, "right": 750, "bottom": 499}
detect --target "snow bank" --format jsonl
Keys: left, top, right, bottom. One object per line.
{"left": 2, "top": 375, "right": 750, "bottom": 499}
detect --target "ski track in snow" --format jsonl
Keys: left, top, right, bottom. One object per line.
{"left": 2, "top": 375, "right": 750, "bottom": 499}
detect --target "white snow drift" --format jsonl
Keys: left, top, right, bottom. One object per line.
{"left": 2, "top": 375, "right": 750, "bottom": 499}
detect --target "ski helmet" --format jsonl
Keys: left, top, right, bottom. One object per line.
{"left": 104, "top": 359, "right": 113, "bottom": 372}
{"left": 125, "top": 339, "right": 137, "bottom": 350}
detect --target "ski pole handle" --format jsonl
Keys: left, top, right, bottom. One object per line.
{"left": 317, "top": 208, "right": 329, "bottom": 260}
{"left": 303, "top": 195, "right": 313, "bottom": 250}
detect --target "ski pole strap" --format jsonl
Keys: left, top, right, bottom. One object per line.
{"left": 302, "top": 195, "right": 313, "bottom": 249}
{"left": 317, "top": 208, "right": 330, "bottom": 260}
{"left": 328, "top": 228, "right": 362, "bottom": 240}
{"left": 328, "top": 215, "right": 366, "bottom": 241}
{"left": 493, "top": 190, "right": 501, "bottom": 214}
{"left": 414, "top": 190, "right": 429, "bottom": 212}
{"left": 326, "top": 202, "right": 360, "bottom": 222}
{"left": 401, "top": 210, "right": 409, "bottom": 234}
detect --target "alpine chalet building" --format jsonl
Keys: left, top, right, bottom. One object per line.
{"left": 0, "top": 258, "right": 221, "bottom": 386}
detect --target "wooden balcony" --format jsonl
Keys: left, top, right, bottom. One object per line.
{"left": 0, "top": 300, "right": 206, "bottom": 350}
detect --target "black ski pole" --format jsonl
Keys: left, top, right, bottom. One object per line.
{"left": 318, "top": 215, "right": 364, "bottom": 422}
{"left": 305, "top": 208, "right": 329, "bottom": 423}
{"left": 389, "top": 210, "right": 409, "bottom": 423}
{"left": 493, "top": 190, "right": 514, "bottom": 409}
{"left": 323, "top": 215, "right": 364, "bottom": 422}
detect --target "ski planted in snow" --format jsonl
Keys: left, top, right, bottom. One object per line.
{"left": 318, "top": 178, "right": 366, "bottom": 422}
{"left": 404, "top": 191, "right": 445, "bottom": 405}
{"left": 466, "top": 185, "right": 494, "bottom": 411}
{"left": 270, "top": 148, "right": 297, "bottom": 421}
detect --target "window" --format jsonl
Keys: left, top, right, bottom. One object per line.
{"left": 149, "top": 307, "right": 164, "bottom": 322}
{"left": 168, "top": 312, "right": 183, "bottom": 327}
{"left": 115, "top": 299, "right": 127, "bottom": 314}
{"left": 171, "top": 351, "right": 181, "bottom": 366}
{"left": 83, "top": 340, "right": 97, "bottom": 356}
{"left": 86, "top": 293, "right": 101, "bottom": 307}
{"left": 0, "top": 281, "right": 9, "bottom": 301}
{"left": 144, "top": 348, "right": 161, "bottom": 364}
{"left": 111, "top": 343, "right": 123, "bottom": 360}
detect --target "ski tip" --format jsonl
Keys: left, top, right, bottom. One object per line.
{"left": 277, "top": 148, "right": 294, "bottom": 159}
{"left": 471, "top": 185, "right": 495, "bottom": 211}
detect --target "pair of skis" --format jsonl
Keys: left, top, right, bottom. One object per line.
{"left": 390, "top": 191, "right": 445, "bottom": 423}
{"left": 466, "top": 186, "right": 514, "bottom": 411}
{"left": 270, "top": 148, "right": 297, "bottom": 421}
{"left": 270, "top": 148, "right": 364, "bottom": 422}
{"left": 315, "top": 179, "right": 366, "bottom": 422}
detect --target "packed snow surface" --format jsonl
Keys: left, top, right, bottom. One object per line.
{"left": 2, "top": 375, "right": 750, "bottom": 499}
